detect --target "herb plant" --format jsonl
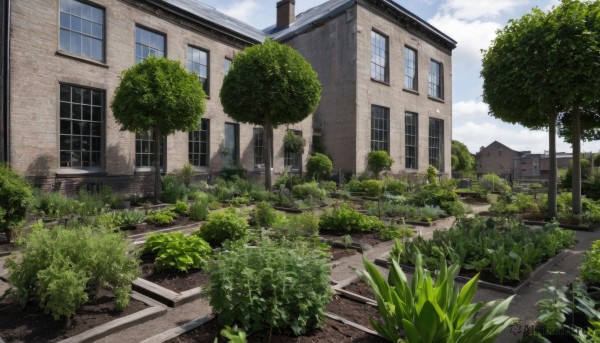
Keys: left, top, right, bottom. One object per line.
{"left": 196, "top": 208, "right": 249, "bottom": 247}
{"left": 144, "top": 231, "right": 211, "bottom": 272}
{"left": 319, "top": 203, "right": 384, "bottom": 232}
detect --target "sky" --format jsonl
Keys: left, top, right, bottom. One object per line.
{"left": 198, "top": 0, "right": 600, "bottom": 155}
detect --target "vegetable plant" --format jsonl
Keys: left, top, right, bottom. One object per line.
{"left": 144, "top": 231, "right": 211, "bottom": 272}
{"left": 319, "top": 203, "right": 384, "bottom": 232}
{"left": 196, "top": 208, "right": 249, "bottom": 247}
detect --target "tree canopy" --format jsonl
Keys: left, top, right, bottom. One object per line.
{"left": 220, "top": 39, "right": 321, "bottom": 189}
{"left": 481, "top": 0, "right": 600, "bottom": 218}
{"left": 111, "top": 56, "right": 206, "bottom": 202}
{"left": 451, "top": 140, "right": 475, "bottom": 174}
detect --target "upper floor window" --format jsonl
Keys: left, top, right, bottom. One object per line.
{"left": 405, "top": 112, "right": 418, "bottom": 169}
{"left": 59, "top": 0, "right": 104, "bottom": 61}
{"left": 224, "top": 58, "right": 232, "bottom": 75}
{"left": 428, "top": 60, "right": 443, "bottom": 99}
{"left": 189, "top": 119, "right": 209, "bottom": 167}
{"left": 404, "top": 47, "right": 417, "bottom": 91}
{"left": 59, "top": 84, "right": 103, "bottom": 168}
{"left": 187, "top": 46, "right": 209, "bottom": 95}
{"left": 135, "top": 26, "right": 165, "bottom": 64}
{"left": 370, "top": 31, "right": 388, "bottom": 83}
{"left": 429, "top": 118, "right": 444, "bottom": 172}
{"left": 371, "top": 105, "right": 389, "bottom": 153}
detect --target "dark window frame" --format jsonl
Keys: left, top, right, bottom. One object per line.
{"left": 284, "top": 130, "right": 303, "bottom": 172}
{"left": 187, "top": 45, "right": 210, "bottom": 96}
{"left": 135, "top": 130, "right": 165, "bottom": 169}
{"left": 428, "top": 59, "right": 443, "bottom": 99}
{"left": 189, "top": 118, "right": 210, "bottom": 168}
{"left": 370, "top": 30, "right": 389, "bottom": 83}
{"left": 428, "top": 117, "right": 444, "bottom": 172}
{"left": 253, "top": 127, "right": 264, "bottom": 169}
{"left": 59, "top": 83, "right": 104, "bottom": 169}
{"left": 405, "top": 112, "right": 418, "bottom": 169}
{"left": 371, "top": 105, "right": 390, "bottom": 153}
{"left": 224, "top": 122, "right": 239, "bottom": 166}
{"left": 59, "top": 0, "right": 106, "bottom": 62}
{"left": 134, "top": 24, "right": 166, "bottom": 64}
{"left": 224, "top": 58, "right": 232, "bottom": 76}
{"left": 404, "top": 46, "right": 418, "bottom": 91}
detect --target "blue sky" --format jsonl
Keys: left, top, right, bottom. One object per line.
{"left": 200, "top": 0, "right": 600, "bottom": 155}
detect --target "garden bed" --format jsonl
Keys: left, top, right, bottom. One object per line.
{"left": 125, "top": 217, "right": 202, "bottom": 237}
{"left": 320, "top": 231, "right": 388, "bottom": 249}
{"left": 329, "top": 246, "right": 358, "bottom": 261}
{"left": 0, "top": 289, "right": 154, "bottom": 343}
{"left": 139, "top": 254, "right": 209, "bottom": 293}
{"left": 326, "top": 294, "right": 380, "bottom": 328}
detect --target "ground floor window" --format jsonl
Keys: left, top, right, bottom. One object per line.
{"left": 254, "top": 127, "right": 264, "bottom": 169}
{"left": 189, "top": 118, "right": 209, "bottom": 167}
{"left": 405, "top": 112, "right": 418, "bottom": 169}
{"left": 136, "top": 130, "right": 164, "bottom": 168}
{"left": 371, "top": 105, "right": 389, "bottom": 153}
{"left": 223, "top": 123, "right": 239, "bottom": 166}
{"left": 429, "top": 118, "right": 444, "bottom": 171}
{"left": 59, "top": 84, "right": 103, "bottom": 168}
{"left": 284, "top": 130, "right": 302, "bottom": 172}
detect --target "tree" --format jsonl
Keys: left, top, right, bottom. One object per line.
{"left": 451, "top": 140, "right": 475, "bottom": 175}
{"left": 481, "top": 0, "right": 600, "bottom": 218}
{"left": 306, "top": 153, "right": 333, "bottom": 181}
{"left": 220, "top": 39, "right": 321, "bottom": 190}
{"left": 367, "top": 151, "right": 393, "bottom": 179}
{"left": 111, "top": 56, "right": 205, "bottom": 203}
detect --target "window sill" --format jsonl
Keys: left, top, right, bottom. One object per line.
{"left": 56, "top": 50, "right": 109, "bottom": 68}
{"left": 402, "top": 88, "right": 419, "bottom": 95}
{"left": 370, "top": 78, "right": 390, "bottom": 86}
{"left": 56, "top": 168, "right": 106, "bottom": 177}
{"left": 427, "top": 96, "right": 445, "bottom": 103}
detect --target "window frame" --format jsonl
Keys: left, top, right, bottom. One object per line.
{"left": 134, "top": 24, "right": 167, "bottom": 64}
{"left": 223, "top": 122, "right": 239, "bottom": 166}
{"left": 135, "top": 130, "right": 165, "bottom": 170}
{"left": 403, "top": 46, "right": 418, "bottom": 91}
{"left": 253, "top": 127, "right": 265, "bottom": 170}
{"left": 370, "top": 105, "right": 390, "bottom": 153}
{"left": 224, "top": 58, "right": 232, "bottom": 76}
{"left": 187, "top": 45, "right": 210, "bottom": 96}
{"left": 405, "top": 112, "right": 418, "bottom": 170}
{"left": 284, "top": 130, "right": 303, "bottom": 172}
{"left": 370, "top": 30, "right": 389, "bottom": 84}
{"left": 189, "top": 118, "right": 210, "bottom": 168}
{"left": 428, "top": 59, "right": 444, "bottom": 100}
{"left": 428, "top": 117, "right": 444, "bottom": 172}
{"left": 58, "top": 83, "right": 104, "bottom": 171}
{"left": 58, "top": 0, "right": 106, "bottom": 63}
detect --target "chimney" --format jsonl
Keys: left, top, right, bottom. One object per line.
{"left": 276, "top": 0, "right": 295, "bottom": 29}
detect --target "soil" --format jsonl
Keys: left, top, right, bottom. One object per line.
{"left": 326, "top": 295, "right": 380, "bottom": 328}
{"left": 343, "top": 280, "right": 375, "bottom": 301}
{"left": 320, "top": 231, "right": 388, "bottom": 247}
{"left": 0, "top": 289, "right": 148, "bottom": 343}
{"left": 139, "top": 254, "right": 210, "bottom": 293}
{"left": 167, "top": 317, "right": 387, "bottom": 343}
{"left": 124, "top": 216, "right": 202, "bottom": 237}
{"left": 330, "top": 246, "right": 358, "bottom": 261}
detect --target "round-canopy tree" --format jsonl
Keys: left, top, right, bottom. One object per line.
{"left": 481, "top": 0, "right": 600, "bottom": 218}
{"left": 111, "top": 56, "right": 206, "bottom": 203}
{"left": 451, "top": 140, "right": 475, "bottom": 175}
{"left": 220, "top": 39, "right": 321, "bottom": 190}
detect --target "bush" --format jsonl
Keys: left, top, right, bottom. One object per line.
{"left": 306, "top": 153, "right": 333, "bottom": 180}
{"left": 318, "top": 180, "right": 337, "bottom": 193}
{"left": 362, "top": 179, "right": 383, "bottom": 197}
{"left": 274, "top": 172, "right": 303, "bottom": 191}
{"left": 292, "top": 182, "right": 326, "bottom": 202}
{"left": 383, "top": 177, "right": 407, "bottom": 195}
{"left": 272, "top": 212, "right": 320, "bottom": 238}
{"left": 254, "top": 201, "right": 279, "bottom": 228}
{"left": 581, "top": 240, "right": 600, "bottom": 283}
{"left": 283, "top": 130, "right": 306, "bottom": 154}
{"left": 189, "top": 199, "right": 209, "bottom": 221}
{"left": 204, "top": 242, "right": 332, "bottom": 335}
{"left": 161, "top": 174, "right": 189, "bottom": 203}
{"left": 319, "top": 203, "right": 384, "bottom": 232}
{"left": 427, "top": 165, "right": 440, "bottom": 185}
{"left": 344, "top": 179, "right": 364, "bottom": 193}
{"left": 6, "top": 223, "right": 140, "bottom": 322}
{"left": 144, "top": 232, "right": 211, "bottom": 272}
{"left": 171, "top": 201, "right": 189, "bottom": 215}
{"left": 146, "top": 208, "right": 176, "bottom": 226}
{"left": 479, "top": 173, "right": 511, "bottom": 194}
{"left": 97, "top": 210, "right": 146, "bottom": 230}
{"left": 367, "top": 151, "right": 393, "bottom": 178}
{"left": 0, "top": 165, "right": 32, "bottom": 241}
{"left": 196, "top": 208, "right": 249, "bottom": 247}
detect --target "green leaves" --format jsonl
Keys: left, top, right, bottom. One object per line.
{"left": 358, "top": 250, "right": 518, "bottom": 343}
{"left": 144, "top": 231, "right": 211, "bottom": 272}
{"left": 319, "top": 203, "right": 384, "bottom": 233}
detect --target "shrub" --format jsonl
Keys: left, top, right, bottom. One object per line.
{"left": 254, "top": 201, "right": 279, "bottom": 228}
{"left": 196, "top": 208, "right": 249, "bottom": 247}
{"left": 383, "top": 177, "right": 407, "bottom": 195}
{"left": 161, "top": 174, "right": 189, "bottom": 203}
{"left": 367, "top": 151, "right": 393, "bottom": 178}
{"left": 427, "top": 165, "right": 439, "bottom": 185}
{"left": 146, "top": 208, "right": 176, "bottom": 226}
{"left": 358, "top": 250, "right": 517, "bottom": 343}
{"left": 581, "top": 240, "right": 600, "bottom": 283}
{"left": 319, "top": 203, "right": 384, "bottom": 232}
{"left": 272, "top": 212, "right": 320, "bottom": 238}
{"left": 144, "top": 232, "right": 211, "bottom": 272}
{"left": 283, "top": 130, "right": 306, "bottom": 154}
{"left": 189, "top": 199, "right": 209, "bottom": 221}
{"left": 318, "top": 180, "right": 337, "bottom": 193}
{"left": 178, "top": 163, "right": 195, "bottom": 187}
{"left": 204, "top": 242, "right": 332, "bottom": 335}
{"left": 97, "top": 210, "right": 146, "bottom": 229}
{"left": 362, "top": 179, "right": 384, "bottom": 197}
{"left": 171, "top": 201, "right": 189, "bottom": 215}
{"left": 292, "top": 182, "right": 326, "bottom": 202}
{"left": 479, "top": 173, "right": 511, "bottom": 194}
{"left": 274, "top": 172, "right": 303, "bottom": 191}
{"left": 32, "top": 190, "right": 77, "bottom": 218}
{"left": 6, "top": 224, "right": 140, "bottom": 323}
{"left": 306, "top": 153, "right": 333, "bottom": 180}
{"left": 379, "top": 223, "right": 414, "bottom": 240}
{"left": 228, "top": 196, "right": 252, "bottom": 207}
{"left": 344, "top": 179, "right": 364, "bottom": 193}
{"left": 0, "top": 165, "right": 32, "bottom": 241}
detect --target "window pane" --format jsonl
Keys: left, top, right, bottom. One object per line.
{"left": 371, "top": 106, "right": 389, "bottom": 153}
{"left": 60, "top": 1, "right": 104, "bottom": 61}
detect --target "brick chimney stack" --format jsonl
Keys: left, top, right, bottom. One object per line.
{"left": 276, "top": 0, "right": 295, "bottom": 29}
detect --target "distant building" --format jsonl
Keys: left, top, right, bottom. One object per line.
{"left": 475, "top": 141, "right": 572, "bottom": 181}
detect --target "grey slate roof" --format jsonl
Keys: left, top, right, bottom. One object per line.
{"left": 157, "top": 0, "right": 266, "bottom": 43}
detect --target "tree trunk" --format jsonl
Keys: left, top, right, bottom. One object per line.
{"left": 153, "top": 127, "right": 162, "bottom": 204}
{"left": 548, "top": 113, "right": 558, "bottom": 219}
{"left": 572, "top": 106, "right": 582, "bottom": 215}
{"left": 264, "top": 122, "right": 273, "bottom": 191}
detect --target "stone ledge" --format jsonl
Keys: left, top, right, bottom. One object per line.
{"left": 132, "top": 277, "right": 203, "bottom": 308}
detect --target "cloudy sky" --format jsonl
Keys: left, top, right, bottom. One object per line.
{"left": 200, "top": 0, "right": 600, "bottom": 155}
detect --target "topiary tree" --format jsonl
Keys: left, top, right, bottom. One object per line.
{"left": 0, "top": 164, "right": 32, "bottom": 243}
{"left": 111, "top": 56, "right": 206, "bottom": 203}
{"left": 220, "top": 39, "right": 321, "bottom": 190}
{"left": 367, "top": 150, "right": 393, "bottom": 178}
{"left": 306, "top": 153, "right": 333, "bottom": 181}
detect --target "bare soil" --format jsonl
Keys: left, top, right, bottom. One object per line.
{"left": 139, "top": 254, "right": 210, "bottom": 293}
{"left": 320, "top": 231, "right": 388, "bottom": 247}
{"left": 0, "top": 289, "right": 148, "bottom": 343}
{"left": 326, "top": 295, "right": 380, "bottom": 328}
{"left": 343, "top": 280, "right": 375, "bottom": 301}
{"left": 330, "top": 246, "right": 358, "bottom": 261}
{"left": 124, "top": 216, "right": 202, "bottom": 236}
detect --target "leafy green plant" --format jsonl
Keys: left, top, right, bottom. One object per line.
{"left": 362, "top": 179, "right": 383, "bottom": 197}
{"left": 283, "top": 130, "right": 306, "bottom": 154}
{"left": 318, "top": 180, "right": 337, "bottom": 193}
{"left": 146, "top": 208, "right": 176, "bottom": 226}
{"left": 383, "top": 177, "right": 407, "bottom": 195}
{"left": 228, "top": 196, "right": 252, "bottom": 207}
{"left": 171, "top": 201, "right": 190, "bottom": 215}
{"left": 161, "top": 174, "right": 190, "bottom": 204}
{"left": 179, "top": 163, "right": 195, "bottom": 187}
{"left": 6, "top": 223, "right": 140, "bottom": 323}
{"left": 479, "top": 173, "right": 511, "bottom": 194}
{"left": 204, "top": 242, "right": 332, "bottom": 335}
{"left": 344, "top": 179, "right": 365, "bottom": 193}
{"left": 379, "top": 222, "right": 414, "bottom": 240}
{"left": 254, "top": 201, "right": 279, "bottom": 228}
{"left": 581, "top": 240, "right": 600, "bottom": 282}
{"left": 292, "top": 182, "right": 326, "bottom": 202}
{"left": 367, "top": 151, "right": 393, "bottom": 178}
{"left": 144, "top": 232, "right": 211, "bottom": 272}
{"left": 196, "top": 208, "right": 249, "bottom": 247}
{"left": 220, "top": 325, "right": 248, "bottom": 343}
{"left": 319, "top": 203, "right": 384, "bottom": 232}
{"left": 97, "top": 210, "right": 146, "bottom": 230}
{"left": 426, "top": 165, "right": 439, "bottom": 185}
{"left": 189, "top": 198, "right": 209, "bottom": 221}
{"left": 536, "top": 271, "right": 571, "bottom": 331}
{"left": 306, "top": 153, "right": 333, "bottom": 180}
{"left": 272, "top": 212, "right": 320, "bottom": 239}
{"left": 358, "top": 251, "right": 517, "bottom": 343}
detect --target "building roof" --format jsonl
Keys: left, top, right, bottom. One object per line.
{"left": 264, "top": 0, "right": 457, "bottom": 49}
{"left": 154, "top": 0, "right": 267, "bottom": 44}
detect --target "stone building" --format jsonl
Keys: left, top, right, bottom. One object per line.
{"left": 0, "top": 0, "right": 455, "bottom": 194}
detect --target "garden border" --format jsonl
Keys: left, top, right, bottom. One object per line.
{"left": 132, "top": 277, "right": 203, "bottom": 308}
{"left": 139, "top": 314, "right": 215, "bottom": 343}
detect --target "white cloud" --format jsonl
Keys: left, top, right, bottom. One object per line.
{"left": 439, "top": 0, "right": 522, "bottom": 21}
{"left": 453, "top": 100, "right": 489, "bottom": 118}
{"left": 220, "top": 0, "right": 260, "bottom": 23}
